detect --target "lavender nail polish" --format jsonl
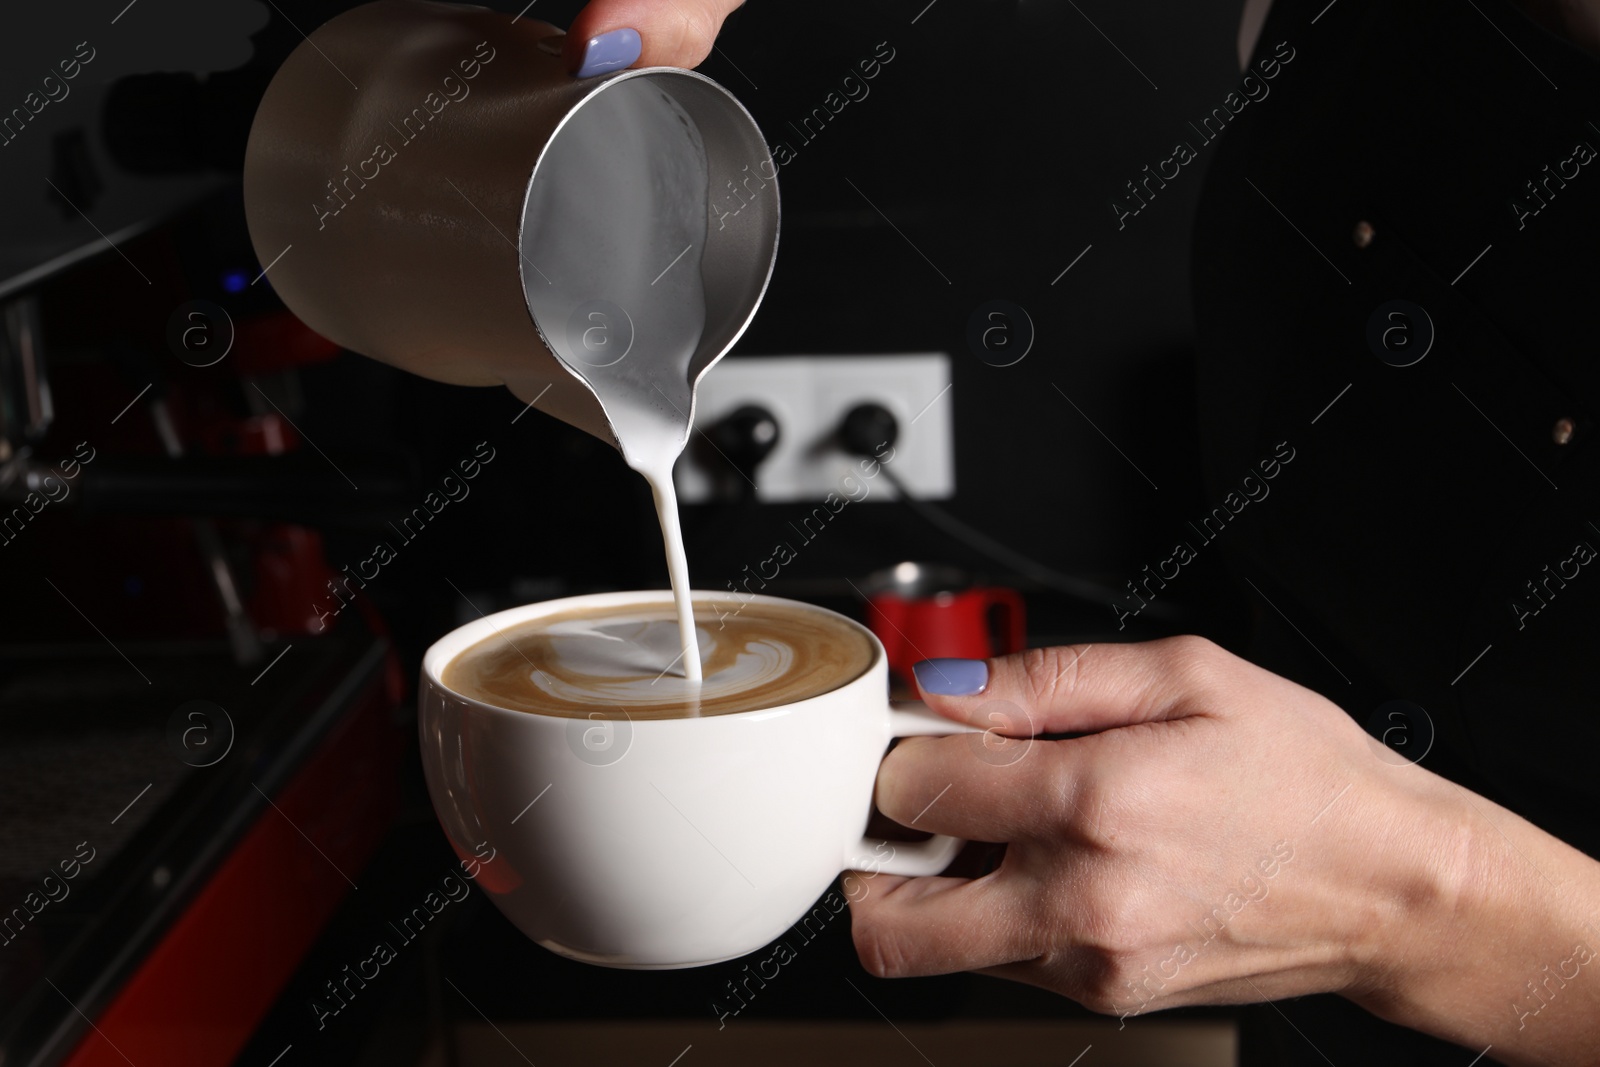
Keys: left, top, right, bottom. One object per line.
{"left": 573, "top": 28, "right": 642, "bottom": 78}
{"left": 913, "top": 658, "right": 988, "bottom": 697}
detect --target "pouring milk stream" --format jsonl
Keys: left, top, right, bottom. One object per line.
{"left": 518, "top": 79, "right": 712, "bottom": 682}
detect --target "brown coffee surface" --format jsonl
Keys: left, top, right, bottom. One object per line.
{"left": 441, "top": 598, "right": 877, "bottom": 719}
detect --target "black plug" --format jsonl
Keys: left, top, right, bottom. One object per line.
{"left": 838, "top": 402, "right": 898, "bottom": 458}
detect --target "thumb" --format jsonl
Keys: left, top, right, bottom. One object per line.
{"left": 911, "top": 637, "right": 1225, "bottom": 736}
{"left": 565, "top": 0, "right": 745, "bottom": 75}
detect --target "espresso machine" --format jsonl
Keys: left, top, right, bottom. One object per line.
{"left": 0, "top": 164, "right": 419, "bottom": 1067}
{"left": 0, "top": 10, "right": 422, "bottom": 1059}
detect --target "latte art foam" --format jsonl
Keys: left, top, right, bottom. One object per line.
{"left": 441, "top": 599, "right": 877, "bottom": 719}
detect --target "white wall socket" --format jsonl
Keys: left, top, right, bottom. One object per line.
{"left": 676, "top": 353, "right": 955, "bottom": 503}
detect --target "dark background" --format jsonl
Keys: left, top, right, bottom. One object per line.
{"left": 8, "top": 0, "right": 1593, "bottom": 1065}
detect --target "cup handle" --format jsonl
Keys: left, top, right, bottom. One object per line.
{"left": 847, "top": 701, "right": 983, "bottom": 878}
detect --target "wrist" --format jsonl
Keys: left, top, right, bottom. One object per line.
{"left": 1337, "top": 766, "right": 1600, "bottom": 1062}
{"left": 1337, "top": 765, "right": 1477, "bottom": 1020}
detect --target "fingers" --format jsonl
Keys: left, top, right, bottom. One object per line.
{"left": 566, "top": 0, "right": 744, "bottom": 74}
{"left": 883, "top": 637, "right": 1249, "bottom": 842}
{"left": 875, "top": 734, "right": 1066, "bottom": 843}
{"left": 915, "top": 636, "right": 1233, "bottom": 736}
{"left": 847, "top": 871, "right": 1039, "bottom": 979}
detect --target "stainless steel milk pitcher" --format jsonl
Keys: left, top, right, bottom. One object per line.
{"left": 243, "top": 0, "right": 779, "bottom": 456}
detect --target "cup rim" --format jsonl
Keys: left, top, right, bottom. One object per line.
{"left": 421, "top": 590, "right": 885, "bottom": 723}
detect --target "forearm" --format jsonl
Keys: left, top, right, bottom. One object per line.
{"left": 1353, "top": 774, "right": 1600, "bottom": 1065}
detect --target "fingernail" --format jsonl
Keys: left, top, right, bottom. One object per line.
{"left": 913, "top": 658, "right": 988, "bottom": 697}
{"left": 573, "top": 27, "right": 642, "bottom": 78}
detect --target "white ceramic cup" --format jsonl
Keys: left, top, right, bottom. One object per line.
{"left": 419, "top": 590, "right": 975, "bottom": 969}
